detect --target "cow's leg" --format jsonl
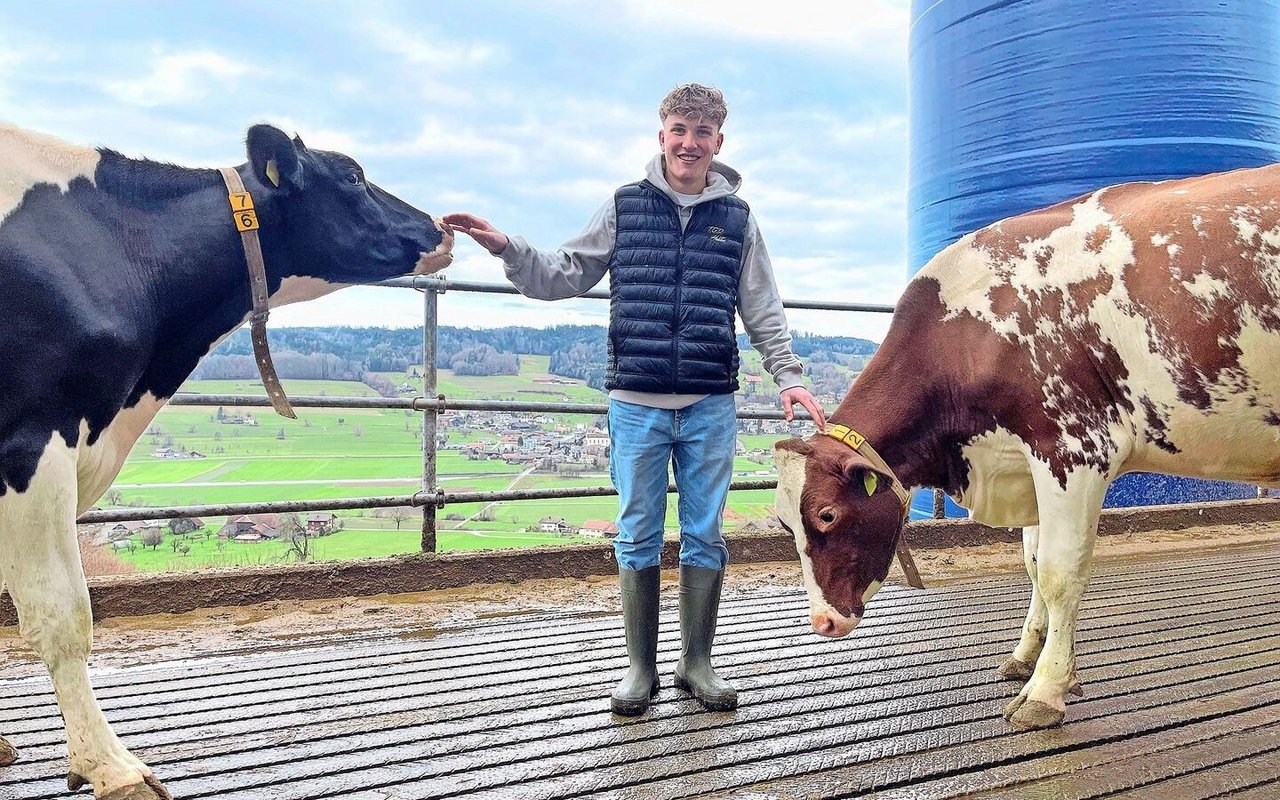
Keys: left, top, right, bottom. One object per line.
{"left": 0, "top": 446, "right": 169, "bottom": 799}
{"left": 1003, "top": 466, "right": 1107, "bottom": 730}
{"left": 998, "top": 525, "right": 1046, "bottom": 681}
{"left": 0, "top": 576, "right": 14, "bottom": 768}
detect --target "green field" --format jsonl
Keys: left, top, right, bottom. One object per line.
{"left": 95, "top": 365, "right": 802, "bottom": 574}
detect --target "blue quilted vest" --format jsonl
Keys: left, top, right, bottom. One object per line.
{"left": 606, "top": 179, "right": 749, "bottom": 394}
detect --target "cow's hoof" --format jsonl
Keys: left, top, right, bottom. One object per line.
{"left": 73, "top": 774, "right": 172, "bottom": 800}
{"left": 996, "top": 657, "right": 1034, "bottom": 681}
{"left": 1003, "top": 697, "right": 1065, "bottom": 730}
{"left": 0, "top": 736, "right": 16, "bottom": 767}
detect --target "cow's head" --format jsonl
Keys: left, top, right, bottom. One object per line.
{"left": 245, "top": 124, "right": 453, "bottom": 286}
{"left": 774, "top": 434, "right": 907, "bottom": 638}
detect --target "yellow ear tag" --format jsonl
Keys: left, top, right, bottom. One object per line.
{"left": 863, "top": 472, "right": 879, "bottom": 497}
{"left": 265, "top": 160, "right": 280, "bottom": 187}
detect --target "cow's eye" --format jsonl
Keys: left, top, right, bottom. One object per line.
{"left": 346, "top": 172, "right": 363, "bottom": 186}
{"left": 818, "top": 509, "right": 836, "bottom": 524}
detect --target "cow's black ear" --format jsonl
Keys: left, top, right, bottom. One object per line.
{"left": 246, "top": 124, "right": 304, "bottom": 193}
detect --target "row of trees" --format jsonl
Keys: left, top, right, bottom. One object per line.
{"left": 191, "top": 324, "right": 881, "bottom": 391}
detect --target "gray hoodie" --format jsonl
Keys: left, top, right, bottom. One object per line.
{"left": 501, "top": 154, "right": 804, "bottom": 408}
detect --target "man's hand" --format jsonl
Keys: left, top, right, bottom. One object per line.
{"left": 442, "top": 212, "right": 510, "bottom": 256}
{"left": 780, "top": 386, "right": 826, "bottom": 431}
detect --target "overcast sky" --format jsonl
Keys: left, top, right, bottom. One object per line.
{"left": 1, "top": 0, "right": 909, "bottom": 342}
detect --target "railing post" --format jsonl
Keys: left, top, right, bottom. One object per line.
{"left": 932, "top": 488, "right": 945, "bottom": 519}
{"left": 421, "top": 285, "right": 440, "bottom": 553}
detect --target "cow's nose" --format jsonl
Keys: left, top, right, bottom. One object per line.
{"left": 811, "top": 611, "right": 857, "bottom": 638}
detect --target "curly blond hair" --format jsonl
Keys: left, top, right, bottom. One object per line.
{"left": 659, "top": 83, "right": 728, "bottom": 127}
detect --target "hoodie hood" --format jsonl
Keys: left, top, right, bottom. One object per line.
{"left": 644, "top": 154, "right": 742, "bottom": 206}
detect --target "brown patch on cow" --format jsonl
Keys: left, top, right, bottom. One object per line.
{"left": 989, "top": 284, "right": 1020, "bottom": 317}
{"left": 1084, "top": 224, "right": 1111, "bottom": 253}
{"left": 1102, "top": 168, "right": 1280, "bottom": 411}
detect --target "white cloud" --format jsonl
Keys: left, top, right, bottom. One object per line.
{"left": 103, "top": 50, "right": 253, "bottom": 108}
{"left": 360, "top": 21, "right": 505, "bottom": 71}
{"left": 616, "top": 0, "right": 908, "bottom": 62}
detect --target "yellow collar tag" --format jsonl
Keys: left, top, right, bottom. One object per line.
{"left": 226, "top": 189, "right": 259, "bottom": 232}
{"left": 825, "top": 424, "right": 866, "bottom": 451}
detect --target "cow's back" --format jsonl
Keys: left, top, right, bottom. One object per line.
{"left": 915, "top": 164, "right": 1280, "bottom": 486}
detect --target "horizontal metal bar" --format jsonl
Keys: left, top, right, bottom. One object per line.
{"left": 165, "top": 393, "right": 818, "bottom": 420}
{"left": 80, "top": 494, "right": 422, "bottom": 524}
{"left": 378, "top": 276, "right": 895, "bottom": 314}
{"left": 77, "top": 479, "right": 780, "bottom": 524}
{"left": 439, "top": 478, "right": 778, "bottom": 506}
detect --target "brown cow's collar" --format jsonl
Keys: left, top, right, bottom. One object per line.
{"left": 821, "top": 423, "right": 924, "bottom": 589}
{"left": 823, "top": 424, "right": 911, "bottom": 519}
{"left": 217, "top": 167, "right": 296, "bottom": 419}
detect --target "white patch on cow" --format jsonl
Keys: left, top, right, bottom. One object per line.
{"left": 956, "top": 427, "right": 1040, "bottom": 527}
{"left": 75, "top": 393, "right": 167, "bottom": 513}
{"left": 0, "top": 434, "right": 152, "bottom": 794}
{"left": 1151, "top": 232, "right": 1181, "bottom": 260}
{"left": 1, "top": 125, "right": 100, "bottom": 224}
{"left": 1136, "top": 305, "right": 1280, "bottom": 484}
{"left": 1232, "top": 207, "right": 1261, "bottom": 244}
{"left": 1181, "top": 272, "right": 1232, "bottom": 303}
{"left": 774, "top": 447, "right": 856, "bottom": 632}
{"left": 269, "top": 276, "right": 350, "bottom": 307}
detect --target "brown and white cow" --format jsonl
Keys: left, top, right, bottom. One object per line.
{"left": 774, "top": 164, "right": 1280, "bottom": 731}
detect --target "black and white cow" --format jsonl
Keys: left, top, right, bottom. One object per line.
{"left": 0, "top": 123, "right": 452, "bottom": 799}
{"left": 774, "top": 164, "right": 1280, "bottom": 731}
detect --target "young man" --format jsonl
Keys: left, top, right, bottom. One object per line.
{"left": 445, "top": 83, "right": 825, "bottom": 716}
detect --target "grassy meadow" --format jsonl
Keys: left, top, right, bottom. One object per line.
{"left": 94, "top": 357, "right": 805, "bottom": 574}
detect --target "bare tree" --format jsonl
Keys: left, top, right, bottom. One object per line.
{"left": 280, "top": 514, "right": 311, "bottom": 562}
{"left": 389, "top": 507, "right": 412, "bottom": 529}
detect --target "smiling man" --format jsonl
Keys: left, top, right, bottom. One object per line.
{"left": 445, "top": 83, "right": 824, "bottom": 717}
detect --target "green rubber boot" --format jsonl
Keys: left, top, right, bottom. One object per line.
{"left": 673, "top": 564, "right": 738, "bottom": 711}
{"left": 610, "top": 565, "right": 661, "bottom": 716}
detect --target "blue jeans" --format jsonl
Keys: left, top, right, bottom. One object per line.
{"left": 608, "top": 394, "right": 737, "bottom": 571}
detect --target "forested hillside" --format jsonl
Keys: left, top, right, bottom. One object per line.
{"left": 193, "top": 325, "right": 879, "bottom": 394}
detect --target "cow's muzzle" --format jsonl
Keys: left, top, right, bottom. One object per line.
{"left": 811, "top": 609, "right": 859, "bottom": 638}
{"left": 415, "top": 220, "right": 455, "bottom": 274}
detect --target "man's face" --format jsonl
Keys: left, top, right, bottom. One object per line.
{"left": 659, "top": 112, "right": 723, "bottom": 194}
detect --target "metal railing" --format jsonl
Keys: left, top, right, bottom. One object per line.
{"left": 78, "top": 277, "right": 898, "bottom": 553}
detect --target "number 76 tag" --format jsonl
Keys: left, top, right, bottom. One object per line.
{"left": 228, "top": 192, "right": 259, "bottom": 232}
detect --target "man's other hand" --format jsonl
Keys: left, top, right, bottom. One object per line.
{"left": 780, "top": 386, "right": 826, "bottom": 431}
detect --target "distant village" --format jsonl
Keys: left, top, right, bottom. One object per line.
{"left": 98, "top": 374, "right": 827, "bottom": 550}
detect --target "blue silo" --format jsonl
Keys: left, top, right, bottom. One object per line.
{"left": 907, "top": 0, "right": 1280, "bottom": 515}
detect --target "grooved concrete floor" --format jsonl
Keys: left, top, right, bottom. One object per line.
{"left": 1, "top": 545, "right": 1277, "bottom": 799}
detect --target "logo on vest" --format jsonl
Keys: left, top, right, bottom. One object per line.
{"left": 707, "top": 225, "right": 727, "bottom": 243}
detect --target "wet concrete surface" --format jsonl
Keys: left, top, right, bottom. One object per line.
{"left": 0, "top": 539, "right": 1278, "bottom": 798}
